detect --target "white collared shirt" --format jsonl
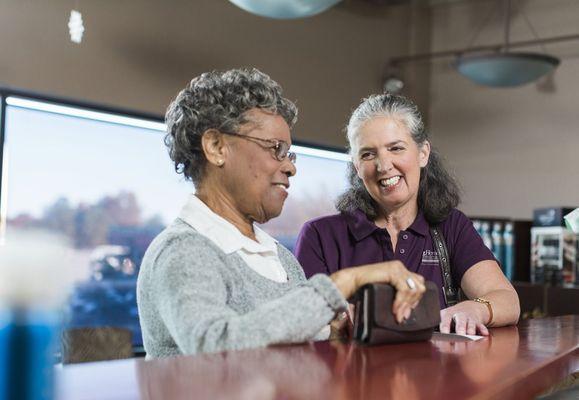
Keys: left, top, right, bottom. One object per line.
{"left": 178, "top": 194, "right": 288, "bottom": 283}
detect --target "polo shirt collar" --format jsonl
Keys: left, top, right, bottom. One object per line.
{"left": 344, "top": 209, "right": 381, "bottom": 241}
{"left": 407, "top": 211, "right": 429, "bottom": 237}
{"left": 345, "top": 208, "right": 429, "bottom": 241}
{"left": 178, "top": 194, "right": 278, "bottom": 255}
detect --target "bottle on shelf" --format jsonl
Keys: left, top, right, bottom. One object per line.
{"left": 472, "top": 220, "right": 482, "bottom": 237}
{"left": 491, "top": 222, "right": 505, "bottom": 273}
{"left": 503, "top": 222, "right": 514, "bottom": 281}
{"left": 480, "top": 222, "right": 492, "bottom": 251}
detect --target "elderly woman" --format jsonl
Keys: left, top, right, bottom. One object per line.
{"left": 137, "top": 69, "right": 426, "bottom": 358}
{"left": 295, "top": 94, "right": 520, "bottom": 336}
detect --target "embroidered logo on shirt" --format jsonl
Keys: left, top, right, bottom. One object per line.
{"left": 421, "top": 250, "right": 439, "bottom": 265}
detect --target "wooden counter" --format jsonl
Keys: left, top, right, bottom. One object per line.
{"left": 56, "top": 315, "right": 579, "bottom": 400}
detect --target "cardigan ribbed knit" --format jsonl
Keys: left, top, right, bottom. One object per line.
{"left": 137, "top": 218, "right": 347, "bottom": 358}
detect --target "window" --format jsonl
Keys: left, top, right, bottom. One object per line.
{"left": 0, "top": 93, "right": 349, "bottom": 347}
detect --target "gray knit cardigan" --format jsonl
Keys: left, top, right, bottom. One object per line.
{"left": 137, "top": 218, "right": 347, "bottom": 358}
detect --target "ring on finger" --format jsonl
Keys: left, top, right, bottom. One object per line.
{"left": 406, "top": 277, "right": 417, "bottom": 290}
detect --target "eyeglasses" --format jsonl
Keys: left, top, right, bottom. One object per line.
{"left": 220, "top": 130, "right": 297, "bottom": 163}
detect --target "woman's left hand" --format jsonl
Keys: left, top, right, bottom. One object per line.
{"left": 329, "top": 304, "right": 354, "bottom": 340}
{"left": 439, "top": 301, "right": 490, "bottom": 336}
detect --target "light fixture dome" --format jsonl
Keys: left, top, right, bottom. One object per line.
{"left": 227, "top": 0, "right": 342, "bottom": 19}
{"left": 455, "top": 52, "right": 560, "bottom": 87}
{"left": 383, "top": 75, "right": 404, "bottom": 94}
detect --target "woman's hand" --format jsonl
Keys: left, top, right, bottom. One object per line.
{"left": 330, "top": 261, "right": 426, "bottom": 323}
{"left": 329, "top": 304, "right": 354, "bottom": 340}
{"left": 458, "top": 260, "right": 520, "bottom": 329}
{"left": 439, "top": 300, "right": 490, "bottom": 336}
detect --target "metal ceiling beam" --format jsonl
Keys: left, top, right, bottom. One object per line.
{"left": 390, "top": 33, "right": 579, "bottom": 64}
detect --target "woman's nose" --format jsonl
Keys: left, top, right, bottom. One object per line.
{"left": 282, "top": 158, "right": 297, "bottom": 177}
{"left": 375, "top": 155, "right": 393, "bottom": 173}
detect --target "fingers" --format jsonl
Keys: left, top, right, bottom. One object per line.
{"left": 441, "top": 299, "right": 495, "bottom": 336}
{"left": 329, "top": 313, "right": 343, "bottom": 330}
{"left": 394, "top": 303, "right": 411, "bottom": 325}
{"left": 460, "top": 316, "right": 488, "bottom": 336}
{"left": 330, "top": 311, "right": 351, "bottom": 340}
{"left": 441, "top": 312, "right": 489, "bottom": 336}
{"left": 476, "top": 323, "right": 489, "bottom": 336}
{"left": 347, "top": 303, "right": 355, "bottom": 319}
{"left": 391, "top": 271, "right": 426, "bottom": 324}
{"left": 342, "top": 261, "right": 426, "bottom": 324}
{"left": 346, "top": 303, "right": 355, "bottom": 326}
{"left": 452, "top": 314, "right": 467, "bottom": 335}
{"left": 346, "top": 304, "right": 355, "bottom": 337}
{"left": 466, "top": 317, "right": 477, "bottom": 336}
{"left": 439, "top": 310, "right": 453, "bottom": 334}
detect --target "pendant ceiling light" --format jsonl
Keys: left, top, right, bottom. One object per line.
{"left": 387, "top": 0, "right": 578, "bottom": 90}
{"left": 455, "top": 52, "right": 559, "bottom": 87}
{"left": 227, "top": 0, "right": 342, "bottom": 19}
{"left": 455, "top": 0, "right": 559, "bottom": 87}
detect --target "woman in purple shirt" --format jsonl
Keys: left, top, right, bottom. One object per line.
{"left": 295, "top": 94, "right": 520, "bottom": 336}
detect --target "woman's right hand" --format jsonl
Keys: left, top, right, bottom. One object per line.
{"left": 330, "top": 261, "right": 426, "bottom": 323}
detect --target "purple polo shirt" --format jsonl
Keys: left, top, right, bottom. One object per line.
{"left": 295, "top": 208, "right": 496, "bottom": 308}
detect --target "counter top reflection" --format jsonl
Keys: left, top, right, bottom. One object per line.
{"left": 56, "top": 315, "right": 579, "bottom": 400}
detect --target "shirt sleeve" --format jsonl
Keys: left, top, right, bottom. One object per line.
{"left": 295, "top": 221, "right": 332, "bottom": 278}
{"left": 445, "top": 210, "right": 497, "bottom": 286}
{"left": 151, "top": 235, "right": 346, "bottom": 355}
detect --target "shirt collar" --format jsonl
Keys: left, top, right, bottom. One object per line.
{"left": 345, "top": 208, "right": 429, "bottom": 241}
{"left": 344, "top": 209, "right": 381, "bottom": 241}
{"left": 407, "top": 211, "right": 429, "bottom": 237}
{"left": 178, "top": 194, "right": 278, "bottom": 255}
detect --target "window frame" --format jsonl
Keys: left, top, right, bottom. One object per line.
{"left": 0, "top": 87, "right": 349, "bottom": 354}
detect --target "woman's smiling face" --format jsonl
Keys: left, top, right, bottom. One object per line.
{"left": 353, "top": 116, "right": 430, "bottom": 215}
{"left": 222, "top": 108, "right": 296, "bottom": 224}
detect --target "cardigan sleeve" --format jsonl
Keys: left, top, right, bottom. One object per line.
{"left": 149, "top": 234, "right": 347, "bottom": 355}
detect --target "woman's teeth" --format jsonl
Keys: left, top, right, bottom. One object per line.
{"left": 380, "top": 176, "right": 401, "bottom": 187}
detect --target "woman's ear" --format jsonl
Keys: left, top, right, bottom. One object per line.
{"left": 352, "top": 157, "right": 363, "bottom": 179}
{"left": 419, "top": 140, "right": 431, "bottom": 168}
{"left": 201, "top": 129, "right": 227, "bottom": 167}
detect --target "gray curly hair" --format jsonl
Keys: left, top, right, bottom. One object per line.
{"left": 164, "top": 68, "right": 298, "bottom": 185}
{"left": 336, "top": 93, "right": 461, "bottom": 225}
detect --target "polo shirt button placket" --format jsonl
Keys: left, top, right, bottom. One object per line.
{"left": 398, "top": 232, "right": 407, "bottom": 257}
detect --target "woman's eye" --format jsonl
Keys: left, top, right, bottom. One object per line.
{"left": 360, "top": 152, "right": 375, "bottom": 160}
{"left": 390, "top": 146, "right": 405, "bottom": 152}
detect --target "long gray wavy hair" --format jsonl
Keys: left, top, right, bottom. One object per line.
{"left": 335, "top": 93, "right": 461, "bottom": 225}
{"left": 164, "top": 68, "right": 297, "bottom": 185}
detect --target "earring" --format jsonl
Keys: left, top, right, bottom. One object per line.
{"left": 216, "top": 159, "right": 224, "bottom": 166}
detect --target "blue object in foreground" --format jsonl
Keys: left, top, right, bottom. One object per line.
{"left": 227, "top": 0, "right": 342, "bottom": 19}
{"left": 0, "top": 312, "right": 8, "bottom": 400}
{"left": 0, "top": 309, "right": 58, "bottom": 400}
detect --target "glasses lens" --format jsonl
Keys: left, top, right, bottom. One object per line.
{"left": 288, "top": 152, "right": 297, "bottom": 164}
{"left": 274, "top": 142, "right": 289, "bottom": 161}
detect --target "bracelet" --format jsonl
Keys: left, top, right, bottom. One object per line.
{"left": 473, "top": 297, "right": 494, "bottom": 326}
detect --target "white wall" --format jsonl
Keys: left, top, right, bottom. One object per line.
{"left": 429, "top": 0, "right": 579, "bottom": 219}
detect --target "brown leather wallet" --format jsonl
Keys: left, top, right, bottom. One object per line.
{"left": 351, "top": 281, "right": 441, "bottom": 345}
